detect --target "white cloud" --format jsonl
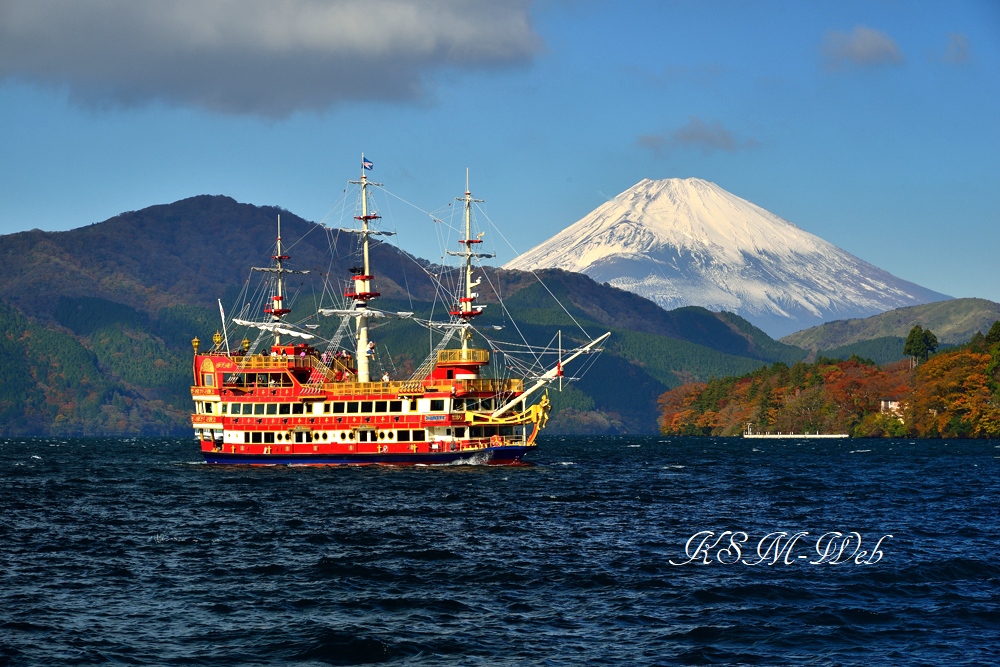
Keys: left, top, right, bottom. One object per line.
{"left": 637, "top": 117, "right": 759, "bottom": 156}
{"left": 0, "top": 0, "right": 541, "bottom": 117}
{"left": 943, "top": 32, "right": 971, "bottom": 64}
{"left": 823, "top": 25, "right": 904, "bottom": 69}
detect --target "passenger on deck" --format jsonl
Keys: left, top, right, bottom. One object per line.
{"left": 381, "top": 371, "right": 390, "bottom": 383}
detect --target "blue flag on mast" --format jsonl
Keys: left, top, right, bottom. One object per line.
{"left": 362, "top": 156, "right": 373, "bottom": 171}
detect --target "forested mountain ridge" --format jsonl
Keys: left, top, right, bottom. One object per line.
{"left": 1, "top": 194, "right": 811, "bottom": 436}
{"left": 780, "top": 298, "right": 1000, "bottom": 349}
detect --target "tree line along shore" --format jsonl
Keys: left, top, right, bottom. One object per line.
{"left": 659, "top": 323, "right": 1000, "bottom": 438}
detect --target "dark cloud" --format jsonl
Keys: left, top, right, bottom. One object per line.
{"left": 0, "top": 0, "right": 541, "bottom": 117}
{"left": 637, "top": 117, "right": 759, "bottom": 157}
{"left": 823, "top": 25, "right": 904, "bottom": 70}
{"left": 943, "top": 32, "right": 971, "bottom": 64}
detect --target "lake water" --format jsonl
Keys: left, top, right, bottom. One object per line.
{"left": 1, "top": 436, "right": 998, "bottom": 665}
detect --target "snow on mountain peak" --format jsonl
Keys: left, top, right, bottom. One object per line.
{"left": 504, "top": 178, "right": 949, "bottom": 337}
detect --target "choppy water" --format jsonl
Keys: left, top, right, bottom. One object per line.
{"left": 1, "top": 436, "right": 998, "bottom": 666}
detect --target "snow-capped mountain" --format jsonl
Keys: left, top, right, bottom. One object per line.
{"left": 504, "top": 178, "right": 950, "bottom": 337}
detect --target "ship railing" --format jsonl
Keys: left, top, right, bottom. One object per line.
{"left": 452, "top": 378, "right": 523, "bottom": 394}
{"left": 232, "top": 355, "right": 313, "bottom": 370}
{"left": 437, "top": 348, "right": 490, "bottom": 364}
{"left": 297, "top": 377, "right": 524, "bottom": 397}
{"left": 301, "top": 380, "right": 426, "bottom": 396}
{"left": 229, "top": 353, "right": 354, "bottom": 376}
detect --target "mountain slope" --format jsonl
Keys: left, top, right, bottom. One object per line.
{"left": 505, "top": 178, "right": 950, "bottom": 337}
{"left": 780, "top": 298, "right": 1000, "bottom": 348}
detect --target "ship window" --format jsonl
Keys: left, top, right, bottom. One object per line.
{"left": 229, "top": 404, "right": 239, "bottom": 415}
{"left": 445, "top": 428, "right": 451, "bottom": 436}
{"left": 323, "top": 403, "right": 331, "bottom": 414}
{"left": 446, "top": 370, "right": 454, "bottom": 379}
{"left": 346, "top": 402, "right": 359, "bottom": 414}
{"left": 455, "top": 427, "right": 466, "bottom": 438}
{"left": 340, "top": 432, "right": 347, "bottom": 440}
{"left": 499, "top": 426, "right": 513, "bottom": 436}
{"left": 453, "top": 399, "right": 464, "bottom": 411}
{"left": 389, "top": 400, "right": 402, "bottom": 413}
{"left": 333, "top": 402, "right": 345, "bottom": 414}
{"left": 470, "top": 426, "right": 483, "bottom": 438}
{"left": 254, "top": 404, "right": 265, "bottom": 415}
{"left": 397, "top": 430, "right": 410, "bottom": 442}
{"left": 378, "top": 431, "right": 385, "bottom": 440}
{"left": 430, "top": 399, "right": 445, "bottom": 412}
{"left": 358, "top": 430, "right": 375, "bottom": 442}
{"left": 409, "top": 400, "right": 417, "bottom": 411}
{"left": 292, "top": 403, "right": 304, "bottom": 415}
{"left": 279, "top": 403, "right": 291, "bottom": 415}
{"left": 220, "top": 404, "right": 227, "bottom": 414}
{"left": 263, "top": 432, "right": 275, "bottom": 443}
{"left": 203, "top": 374, "right": 214, "bottom": 386}
{"left": 374, "top": 400, "right": 387, "bottom": 413}
{"left": 360, "top": 401, "right": 373, "bottom": 413}
{"left": 484, "top": 426, "right": 497, "bottom": 436}
{"left": 266, "top": 404, "right": 277, "bottom": 415}
{"left": 412, "top": 429, "right": 426, "bottom": 442}
{"left": 242, "top": 432, "right": 249, "bottom": 443}
{"left": 251, "top": 432, "right": 262, "bottom": 443}
{"left": 481, "top": 398, "right": 493, "bottom": 410}
{"left": 205, "top": 403, "right": 214, "bottom": 414}
{"left": 386, "top": 431, "right": 394, "bottom": 440}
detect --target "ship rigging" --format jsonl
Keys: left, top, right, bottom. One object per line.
{"left": 190, "top": 156, "right": 608, "bottom": 465}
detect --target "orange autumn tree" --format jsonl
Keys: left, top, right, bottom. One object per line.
{"left": 906, "top": 348, "right": 1000, "bottom": 438}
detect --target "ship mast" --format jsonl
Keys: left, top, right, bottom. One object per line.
{"left": 448, "top": 170, "right": 492, "bottom": 350}
{"left": 257, "top": 214, "right": 294, "bottom": 348}
{"left": 348, "top": 155, "right": 382, "bottom": 382}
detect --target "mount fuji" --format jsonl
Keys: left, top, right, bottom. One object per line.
{"left": 504, "top": 178, "right": 950, "bottom": 337}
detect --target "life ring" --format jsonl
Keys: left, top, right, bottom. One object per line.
{"left": 490, "top": 434, "right": 503, "bottom": 447}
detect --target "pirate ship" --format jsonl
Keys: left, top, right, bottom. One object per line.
{"left": 190, "top": 159, "right": 608, "bottom": 464}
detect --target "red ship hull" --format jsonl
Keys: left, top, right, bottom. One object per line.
{"left": 199, "top": 443, "right": 534, "bottom": 466}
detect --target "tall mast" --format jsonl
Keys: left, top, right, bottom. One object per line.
{"left": 267, "top": 214, "right": 292, "bottom": 347}
{"left": 348, "top": 154, "right": 382, "bottom": 382}
{"left": 448, "top": 170, "right": 492, "bottom": 350}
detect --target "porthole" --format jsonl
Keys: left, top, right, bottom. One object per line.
{"left": 340, "top": 432, "right": 346, "bottom": 440}
{"left": 387, "top": 432, "right": 394, "bottom": 440}
{"left": 378, "top": 431, "right": 385, "bottom": 440}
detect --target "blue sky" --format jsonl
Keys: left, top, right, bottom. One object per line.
{"left": 1, "top": 1, "right": 998, "bottom": 302}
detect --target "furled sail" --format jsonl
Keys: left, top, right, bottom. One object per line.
{"left": 233, "top": 319, "right": 315, "bottom": 339}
